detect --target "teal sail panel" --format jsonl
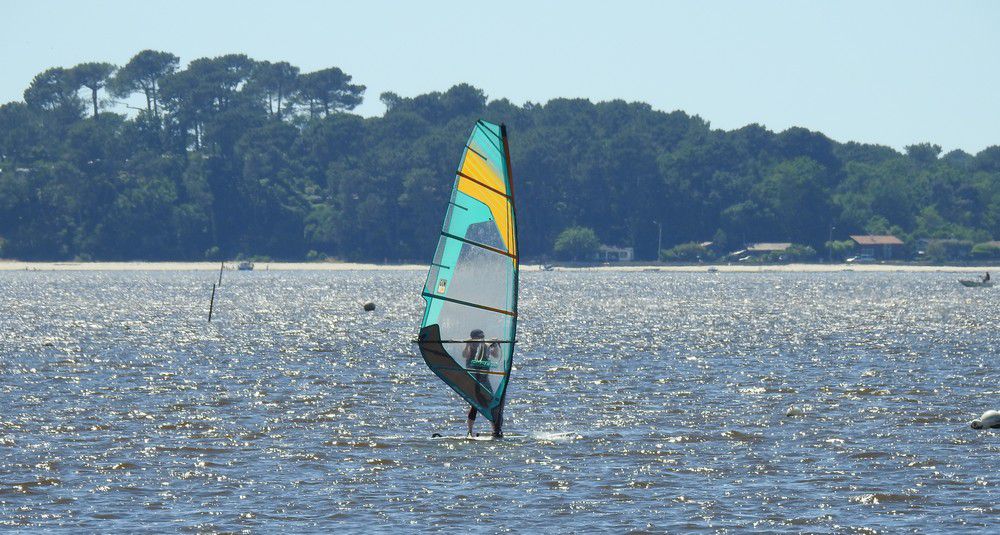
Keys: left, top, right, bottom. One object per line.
{"left": 417, "top": 120, "right": 518, "bottom": 423}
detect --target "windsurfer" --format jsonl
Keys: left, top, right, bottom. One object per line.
{"left": 983, "top": 272, "right": 991, "bottom": 283}
{"left": 463, "top": 329, "right": 503, "bottom": 437}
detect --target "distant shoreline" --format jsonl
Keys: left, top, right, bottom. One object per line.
{"left": 0, "top": 260, "right": 996, "bottom": 273}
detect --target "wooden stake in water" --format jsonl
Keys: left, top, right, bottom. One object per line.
{"left": 218, "top": 261, "right": 224, "bottom": 286}
{"left": 208, "top": 283, "right": 217, "bottom": 322}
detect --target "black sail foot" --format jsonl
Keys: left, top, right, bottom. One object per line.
{"left": 418, "top": 324, "right": 498, "bottom": 421}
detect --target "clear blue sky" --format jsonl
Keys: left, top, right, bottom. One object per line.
{"left": 3, "top": 0, "right": 997, "bottom": 153}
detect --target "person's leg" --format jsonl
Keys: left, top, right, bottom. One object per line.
{"left": 467, "top": 405, "right": 477, "bottom": 436}
{"left": 491, "top": 408, "right": 503, "bottom": 438}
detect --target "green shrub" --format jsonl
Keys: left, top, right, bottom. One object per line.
{"left": 306, "top": 249, "right": 327, "bottom": 261}
{"left": 761, "top": 243, "right": 816, "bottom": 263}
{"left": 553, "top": 226, "right": 600, "bottom": 261}
{"left": 926, "top": 239, "right": 972, "bottom": 261}
{"left": 660, "top": 242, "right": 711, "bottom": 262}
{"left": 783, "top": 244, "right": 817, "bottom": 261}
{"left": 204, "top": 246, "right": 221, "bottom": 260}
{"left": 824, "top": 239, "right": 855, "bottom": 260}
{"left": 971, "top": 242, "right": 1000, "bottom": 259}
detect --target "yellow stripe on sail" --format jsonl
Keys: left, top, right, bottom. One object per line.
{"left": 457, "top": 148, "right": 517, "bottom": 257}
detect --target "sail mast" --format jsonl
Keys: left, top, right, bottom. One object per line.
{"left": 498, "top": 122, "right": 518, "bottom": 417}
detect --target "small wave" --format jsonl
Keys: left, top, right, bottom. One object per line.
{"left": 323, "top": 439, "right": 389, "bottom": 449}
{"left": 851, "top": 492, "right": 923, "bottom": 505}
{"left": 530, "top": 431, "right": 582, "bottom": 441}
{"left": 0, "top": 477, "right": 61, "bottom": 495}
{"left": 158, "top": 421, "right": 214, "bottom": 431}
{"left": 155, "top": 445, "right": 233, "bottom": 454}
{"left": 365, "top": 458, "right": 400, "bottom": 466}
{"left": 722, "top": 430, "right": 764, "bottom": 443}
{"left": 844, "top": 387, "right": 891, "bottom": 397}
{"left": 106, "top": 462, "right": 139, "bottom": 470}
{"left": 850, "top": 451, "right": 889, "bottom": 460}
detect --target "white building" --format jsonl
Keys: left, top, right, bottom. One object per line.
{"left": 595, "top": 245, "right": 634, "bottom": 262}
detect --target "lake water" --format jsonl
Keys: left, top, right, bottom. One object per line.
{"left": 0, "top": 269, "right": 997, "bottom": 532}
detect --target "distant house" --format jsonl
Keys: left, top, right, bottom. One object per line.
{"left": 746, "top": 242, "right": 792, "bottom": 255}
{"left": 850, "top": 235, "right": 903, "bottom": 260}
{"left": 726, "top": 242, "right": 791, "bottom": 261}
{"left": 595, "top": 245, "right": 633, "bottom": 262}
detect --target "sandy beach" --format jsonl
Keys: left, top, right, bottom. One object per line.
{"left": 0, "top": 260, "right": 996, "bottom": 273}
{"left": 0, "top": 260, "right": 424, "bottom": 271}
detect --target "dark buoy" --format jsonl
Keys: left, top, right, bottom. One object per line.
{"left": 363, "top": 302, "right": 376, "bottom": 312}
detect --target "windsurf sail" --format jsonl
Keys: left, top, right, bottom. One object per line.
{"left": 417, "top": 120, "right": 518, "bottom": 423}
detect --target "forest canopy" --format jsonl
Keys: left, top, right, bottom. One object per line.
{"left": 1, "top": 50, "right": 999, "bottom": 262}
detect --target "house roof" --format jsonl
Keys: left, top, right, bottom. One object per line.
{"left": 850, "top": 235, "right": 903, "bottom": 246}
{"left": 747, "top": 242, "right": 792, "bottom": 252}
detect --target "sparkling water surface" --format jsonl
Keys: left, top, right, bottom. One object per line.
{"left": 1, "top": 269, "right": 997, "bottom": 532}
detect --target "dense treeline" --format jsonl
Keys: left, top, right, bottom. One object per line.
{"left": 2, "top": 50, "right": 999, "bottom": 262}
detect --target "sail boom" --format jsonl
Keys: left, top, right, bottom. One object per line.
{"left": 430, "top": 365, "right": 509, "bottom": 376}
{"left": 411, "top": 339, "right": 517, "bottom": 344}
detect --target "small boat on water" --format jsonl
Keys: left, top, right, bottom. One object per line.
{"left": 959, "top": 279, "right": 993, "bottom": 287}
{"left": 237, "top": 261, "right": 254, "bottom": 271}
